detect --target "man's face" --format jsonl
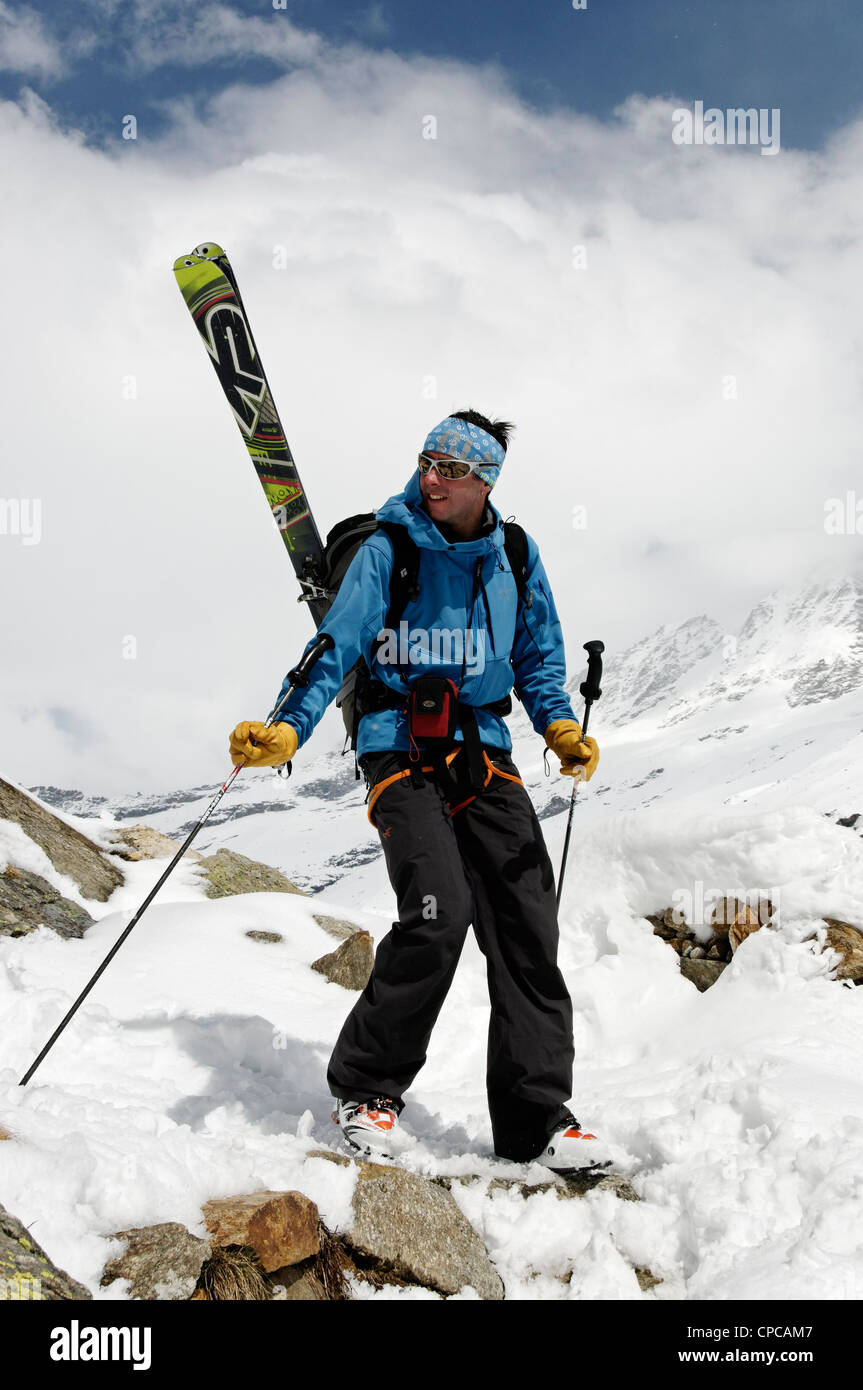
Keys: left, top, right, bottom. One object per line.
{"left": 419, "top": 452, "right": 489, "bottom": 532}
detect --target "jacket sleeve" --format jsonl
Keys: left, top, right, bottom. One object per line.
{"left": 509, "top": 535, "right": 577, "bottom": 736}
{"left": 270, "top": 536, "right": 393, "bottom": 749}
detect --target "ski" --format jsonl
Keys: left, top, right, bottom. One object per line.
{"left": 173, "top": 241, "right": 331, "bottom": 626}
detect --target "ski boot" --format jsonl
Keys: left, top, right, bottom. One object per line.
{"left": 332, "top": 1097, "right": 402, "bottom": 1161}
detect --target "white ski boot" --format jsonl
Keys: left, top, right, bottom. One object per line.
{"left": 332, "top": 1097, "right": 402, "bottom": 1161}
{"left": 534, "top": 1116, "right": 613, "bottom": 1175}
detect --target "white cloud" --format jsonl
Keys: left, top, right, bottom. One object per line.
{"left": 1, "top": 37, "right": 863, "bottom": 794}
{"left": 127, "top": 2, "right": 323, "bottom": 73}
{"left": 0, "top": 1, "right": 65, "bottom": 79}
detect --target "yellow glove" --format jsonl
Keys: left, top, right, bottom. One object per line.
{"left": 229, "top": 719, "right": 298, "bottom": 768}
{"left": 544, "top": 718, "right": 599, "bottom": 780}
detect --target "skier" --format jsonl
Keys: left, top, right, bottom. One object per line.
{"left": 229, "top": 410, "right": 603, "bottom": 1172}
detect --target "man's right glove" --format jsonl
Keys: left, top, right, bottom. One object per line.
{"left": 229, "top": 719, "right": 298, "bottom": 768}
{"left": 544, "top": 719, "right": 599, "bottom": 780}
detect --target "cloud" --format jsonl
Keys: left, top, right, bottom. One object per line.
{"left": 126, "top": 1, "right": 323, "bottom": 73}
{"left": 2, "top": 32, "right": 863, "bottom": 793}
{"left": 0, "top": 1, "right": 65, "bottom": 79}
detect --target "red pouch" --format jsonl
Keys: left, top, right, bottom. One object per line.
{"left": 407, "top": 676, "right": 459, "bottom": 745}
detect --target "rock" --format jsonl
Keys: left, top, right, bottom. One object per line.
{"left": 194, "top": 849, "right": 304, "bottom": 900}
{"left": 202, "top": 1191, "right": 319, "bottom": 1273}
{"left": 728, "top": 906, "right": 764, "bottom": 954}
{"left": 347, "top": 1163, "right": 504, "bottom": 1300}
{"left": 0, "top": 1125, "right": 11, "bottom": 1141}
{"left": 822, "top": 919, "right": 863, "bottom": 981}
{"left": 836, "top": 813, "right": 861, "bottom": 829}
{"left": 646, "top": 908, "right": 687, "bottom": 938}
{"left": 105, "top": 825, "right": 200, "bottom": 862}
{"left": 245, "top": 930, "right": 283, "bottom": 944}
{"left": 101, "top": 1223, "right": 210, "bottom": 1300}
{"left": 0, "top": 777, "right": 123, "bottom": 902}
{"left": 679, "top": 957, "right": 727, "bottom": 992}
{"left": 0, "top": 1202, "right": 92, "bottom": 1300}
{"left": 712, "top": 896, "right": 773, "bottom": 936}
{"left": 270, "top": 1262, "right": 328, "bottom": 1300}
{"left": 313, "top": 914, "right": 358, "bottom": 943}
{"left": 0, "top": 865, "right": 95, "bottom": 939}
{"left": 311, "top": 931, "right": 375, "bottom": 990}
{"left": 306, "top": 1149, "right": 352, "bottom": 1168}
{"left": 635, "top": 1267, "right": 664, "bottom": 1292}
{"left": 689, "top": 945, "right": 706, "bottom": 959}
{"left": 707, "top": 942, "right": 722, "bottom": 959}
{"left": 680, "top": 940, "right": 695, "bottom": 956}
{"left": 483, "top": 1171, "right": 639, "bottom": 1202}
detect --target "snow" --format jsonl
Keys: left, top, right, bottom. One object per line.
{"left": 2, "top": 788, "right": 862, "bottom": 1300}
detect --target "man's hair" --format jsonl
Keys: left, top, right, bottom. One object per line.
{"left": 450, "top": 408, "right": 515, "bottom": 453}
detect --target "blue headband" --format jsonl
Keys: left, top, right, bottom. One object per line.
{"left": 422, "top": 416, "right": 505, "bottom": 487}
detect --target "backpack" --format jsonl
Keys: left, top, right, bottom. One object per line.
{"left": 319, "top": 513, "right": 530, "bottom": 749}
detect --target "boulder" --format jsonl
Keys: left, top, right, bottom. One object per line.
{"left": 0, "top": 1202, "right": 91, "bottom": 1300}
{"left": 245, "top": 930, "right": 283, "bottom": 944}
{"left": 202, "top": 1191, "right": 319, "bottom": 1273}
{"left": 822, "top": 919, "right": 863, "bottom": 982}
{"left": 311, "top": 931, "right": 375, "bottom": 990}
{"left": 270, "top": 1263, "right": 328, "bottom": 1300}
{"left": 313, "top": 914, "right": 358, "bottom": 943}
{"left": 105, "top": 825, "right": 200, "bottom": 862}
{"left": 0, "top": 777, "right": 123, "bottom": 902}
{"left": 728, "top": 906, "right": 764, "bottom": 954}
{"left": 101, "top": 1223, "right": 210, "bottom": 1300}
{"left": 194, "top": 849, "right": 304, "bottom": 899}
{"left": 680, "top": 957, "right": 727, "bottom": 992}
{"left": 346, "top": 1163, "right": 504, "bottom": 1300}
{"left": 0, "top": 865, "right": 95, "bottom": 939}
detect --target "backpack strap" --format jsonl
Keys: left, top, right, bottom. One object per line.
{"left": 503, "top": 520, "right": 530, "bottom": 608}
{"left": 377, "top": 520, "right": 421, "bottom": 631}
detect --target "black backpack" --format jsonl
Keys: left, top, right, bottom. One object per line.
{"left": 319, "top": 513, "right": 530, "bottom": 748}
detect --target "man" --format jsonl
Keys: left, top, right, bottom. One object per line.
{"left": 229, "top": 410, "right": 603, "bottom": 1173}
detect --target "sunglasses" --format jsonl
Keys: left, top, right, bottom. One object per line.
{"left": 417, "top": 452, "right": 484, "bottom": 481}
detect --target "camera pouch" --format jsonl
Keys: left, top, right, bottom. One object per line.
{"left": 407, "top": 675, "right": 459, "bottom": 746}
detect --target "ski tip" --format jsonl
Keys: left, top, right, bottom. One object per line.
{"left": 172, "top": 243, "right": 226, "bottom": 274}
{"left": 192, "top": 241, "right": 226, "bottom": 261}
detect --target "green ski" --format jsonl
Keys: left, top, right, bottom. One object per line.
{"left": 173, "top": 241, "right": 330, "bottom": 625}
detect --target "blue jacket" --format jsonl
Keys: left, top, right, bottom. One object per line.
{"left": 273, "top": 472, "right": 576, "bottom": 756}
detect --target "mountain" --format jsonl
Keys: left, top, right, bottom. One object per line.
{"left": 31, "top": 575, "right": 863, "bottom": 896}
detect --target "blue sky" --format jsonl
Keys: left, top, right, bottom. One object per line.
{"left": 1, "top": 0, "right": 861, "bottom": 150}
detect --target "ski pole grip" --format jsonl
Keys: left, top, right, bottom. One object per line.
{"left": 286, "top": 631, "right": 335, "bottom": 687}
{"left": 579, "top": 640, "right": 604, "bottom": 737}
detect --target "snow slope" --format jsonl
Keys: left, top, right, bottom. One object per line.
{"left": 1, "top": 800, "right": 862, "bottom": 1300}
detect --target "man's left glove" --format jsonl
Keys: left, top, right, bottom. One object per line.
{"left": 229, "top": 719, "right": 298, "bottom": 768}
{"left": 544, "top": 718, "right": 599, "bottom": 780}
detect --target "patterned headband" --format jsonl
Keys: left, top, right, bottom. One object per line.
{"left": 422, "top": 416, "right": 505, "bottom": 487}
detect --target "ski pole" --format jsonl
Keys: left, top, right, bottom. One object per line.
{"left": 19, "top": 632, "right": 334, "bottom": 1087}
{"left": 555, "top": 640, "right": 604, "bottom": 909}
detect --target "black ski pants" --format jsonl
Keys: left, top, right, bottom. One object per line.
{"left": 327, "top": 746, "right": 575, "bottom": 1161}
